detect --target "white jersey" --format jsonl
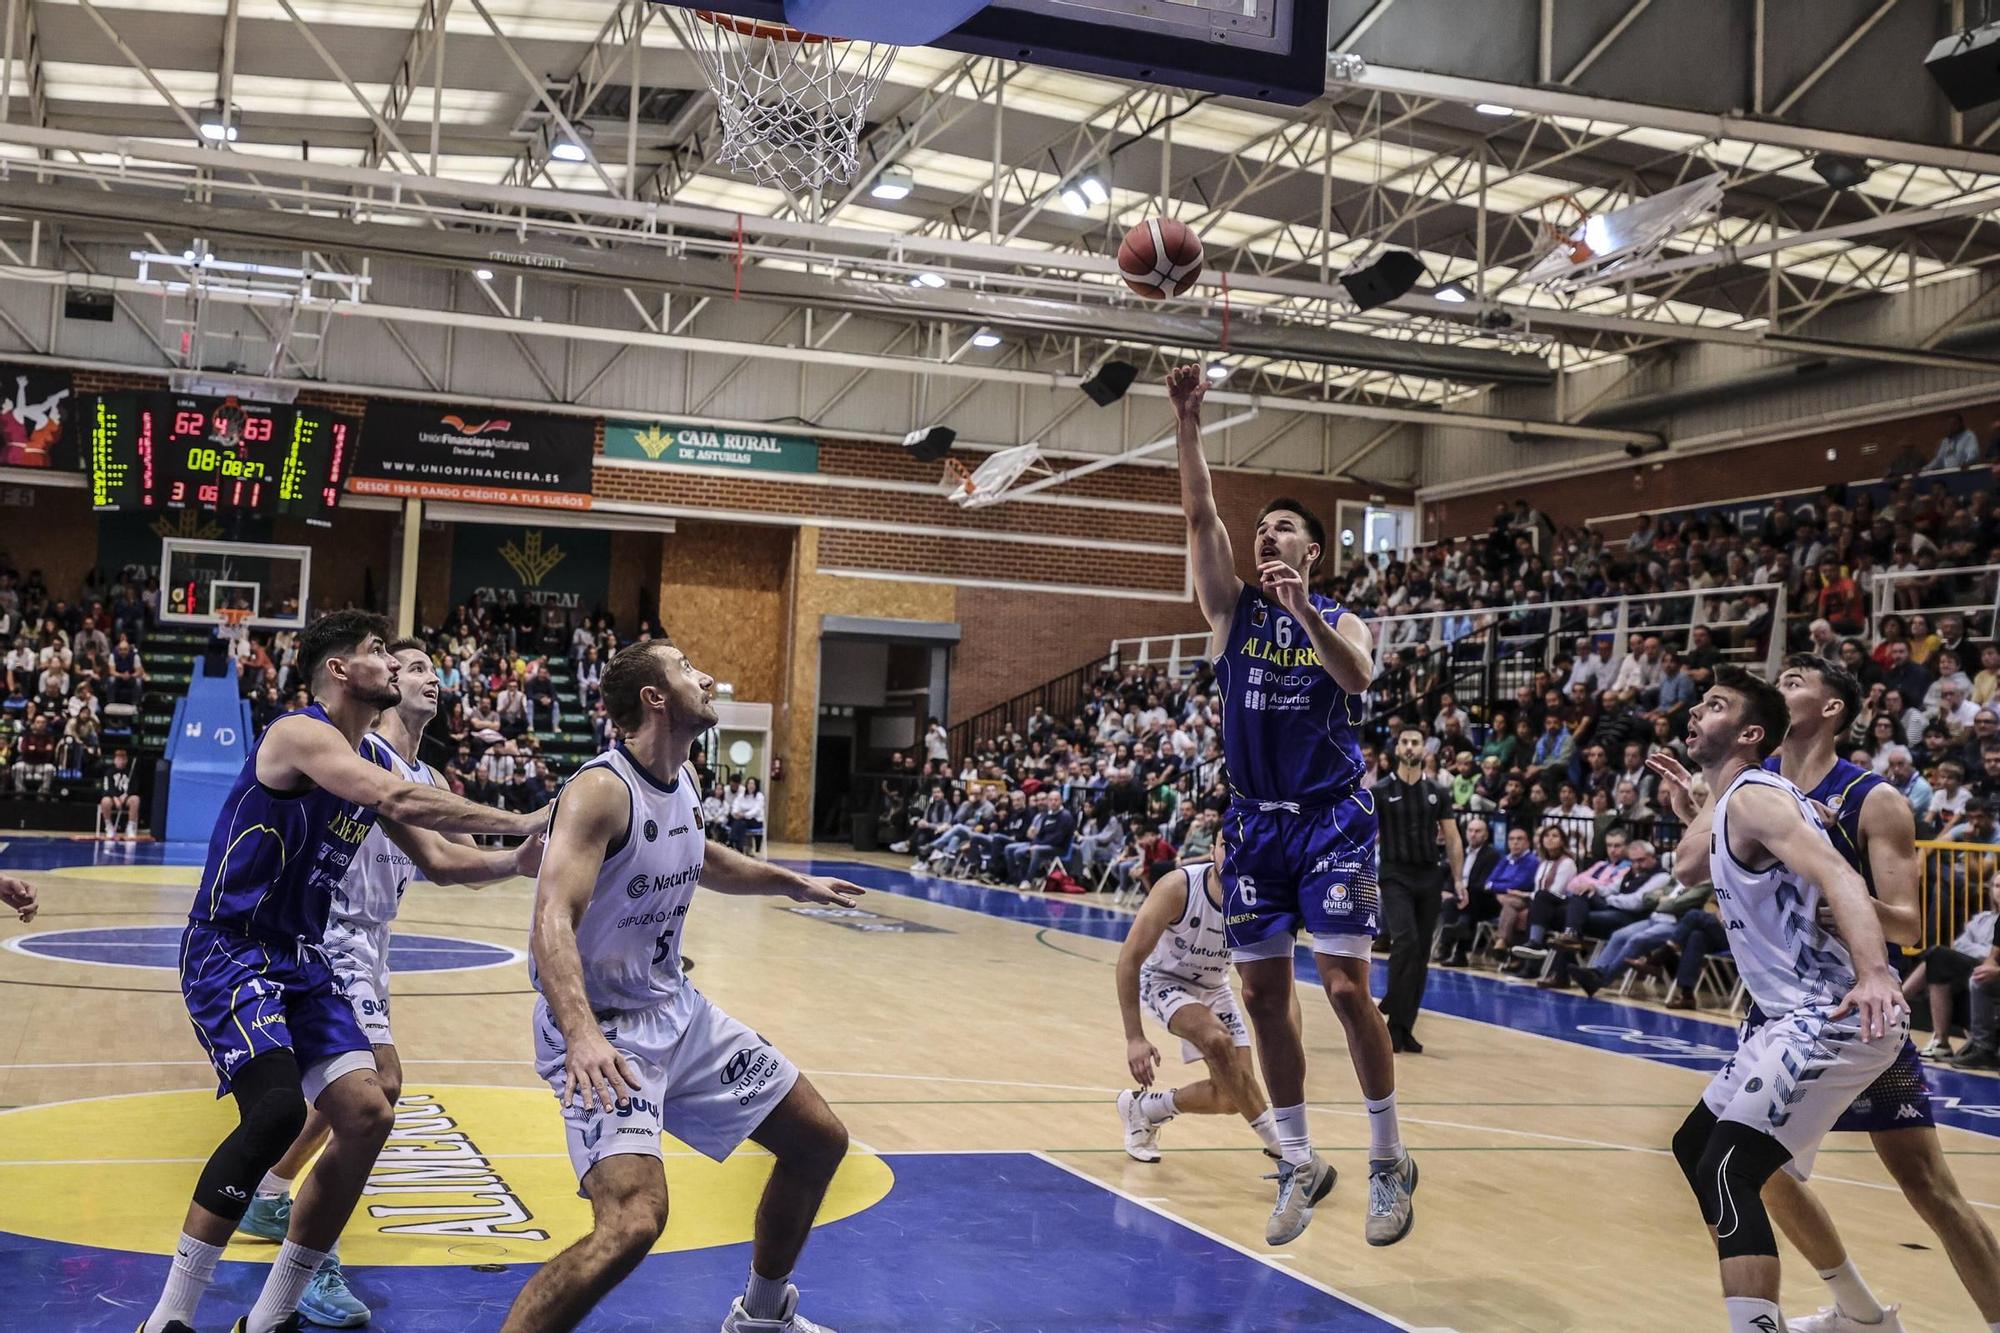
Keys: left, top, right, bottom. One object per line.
{"left": 1709, "top": 767, "right": 1858, "bottom": 1016}
{"left": 328, "top": 733, "right": 436, "bottom": 928}
{"left": 1143, "top": 861, "right": 1229, "bottom": 988}
{"left": 533, "top": 744, "right": 704, "bottom": 1015}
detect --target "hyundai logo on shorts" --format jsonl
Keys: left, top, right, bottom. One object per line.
{"left": 722, "top": 1047, "right": 758, "bottom": 1085}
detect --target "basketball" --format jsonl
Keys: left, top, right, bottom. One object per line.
{"left": 1117, "top": 217, "right": 1204, "bottom": 299}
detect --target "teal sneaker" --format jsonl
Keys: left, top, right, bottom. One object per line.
{"left": 298, "top": 1253, "right": 370, "bottom": 1328}
{"left": 235, "top": 1192, "right": 292, "bottom": 1242}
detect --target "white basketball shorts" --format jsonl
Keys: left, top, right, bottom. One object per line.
{"left": 322, "top": 915, "right": 394, "bottom": 1048}
{"left": 1701, "top": 1003, "right": 1906, "bottom": 1179}
{"left": 533, "top": 986, "right": 801, "bottom": 1188}
{"left": 1141, "top": 968, "right": 1251, "bottom": 1064}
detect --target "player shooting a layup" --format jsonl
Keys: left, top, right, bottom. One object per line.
{"left": 1656, "top": 667, "right": 1906, "bottom": 1333}
{"left": 142, "top": 611, "right": 546, "bottom": 1333}
{"left": 1655, "top": 656, "right": 2000, "bottom": 1333}
{"left": 500, "top": 638, "right": 863, "bottom": 1333}
{"left": 234, "top": 638, "right": 531, "bottom": 1328}
{"left": 1168, "top": 363, "right": 1415, "bottom": 1248}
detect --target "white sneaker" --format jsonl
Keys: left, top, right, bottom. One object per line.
{"left": 721, "top": 1284, "right": 834, "bottom": 1332}
{"left": 888, "top": 841, "right": 910, "bottom": 854}
{"left": 1788, "top": 1305, "right": 1905, "bottom": 1333}
{"left": 1364, "top": 1152, "right": 1418, "bottom": 1246}
{"left": 1264, "top": 1153, "right": 1336, "bottom": 1244}
{"left": 1117, "top": 1089, "right": 1163, "bottom": 1162}
{"left": 1918, "top": 1036, "right": 1954, "bottom": 1060}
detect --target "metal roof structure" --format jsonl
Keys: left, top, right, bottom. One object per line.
{"left": 3, "top": 0, "right": 1999, "bottom": 488}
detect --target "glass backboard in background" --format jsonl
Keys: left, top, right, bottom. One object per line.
{"left": 159, "top": 538, "right": 312, "bottom": 629}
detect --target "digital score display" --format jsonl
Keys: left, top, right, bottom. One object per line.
{"left": 87, "top": 392, "right": 354, "bottom": 524}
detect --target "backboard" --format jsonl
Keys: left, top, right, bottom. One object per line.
{"left": 654, "top": 1, "right": 1333, "bottom": 105}
{"left": 159, "top": 538, "right": 311, "bottom": 630}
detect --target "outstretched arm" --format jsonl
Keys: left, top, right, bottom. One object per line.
{"left": 1116, "top": 868, "right": 1188, "bottom": 1087}
{"left": 1730, "top": 783, "right": 1902, "bottom": 1040}
{"left": 382, "top": 819, "right": 541, "bottom": 886}
{"left": 1167, "top": 364, "right": 1241, "bottom": 640}
{"left": 699, "top": 838, "right": 864, "bottom": 908}
{"left": 260, "top": 714, "right": 545, "bottom": 837}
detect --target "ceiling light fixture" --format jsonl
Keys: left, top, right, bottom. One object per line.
{"left": 1434, "top": 282, "right": 1470, "bottom": 304}
{"left": 474, "top": 268, "right": 495, "bottom": 282}
{"left": 871, "top": 167, "right": 915, "bottom": 200}
{"left": 970, "top": 329, "right": 1003, "bottom": 348}
{"left": 197, "top": 101, "right": 240, "bottom": 143}
{"left": 914, "top": 271, "right": 947, "bottom": 288}
{"left": 1205, "top": 363, "right": 1231, "bottom": 382}
{"left": 1475, "top": 102, "right": 1517, "bottom": 117}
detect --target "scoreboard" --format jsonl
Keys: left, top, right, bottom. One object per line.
{"left": 87, "top": 392, "right": 355, "bottom": 523}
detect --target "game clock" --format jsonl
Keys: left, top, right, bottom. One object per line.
{"left": 87, "top": 391, "right": 354, "bottom": 524}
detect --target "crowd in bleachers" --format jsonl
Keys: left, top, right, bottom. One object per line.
{"left": 889, "top": 468, "right": 2000, "bottom": 1060}
{"left": 0, "top": 555, "right": 153, "bottom": 832}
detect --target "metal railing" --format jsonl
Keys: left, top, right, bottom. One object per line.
{"left": 1364, "top": 583, "right": 1787, "bottom": 725}
{"left": 1108, "top": 632, "right": 1211, "bottom": 678}
{"left": 1916, "top": 839, "right": 1999, "bottom": 953}
{"left": 1868, "top": 563, "right": 2000, "bottom": 644}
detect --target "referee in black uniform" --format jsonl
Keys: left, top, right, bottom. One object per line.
{"left": 1376, "top": 728, "right": 1463, "bottom": 1054}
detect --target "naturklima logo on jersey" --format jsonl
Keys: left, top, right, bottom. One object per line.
{"left": 626, "top": 864, "right": 701, "bottom": 899}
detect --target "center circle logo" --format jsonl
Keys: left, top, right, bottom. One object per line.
{"left": 0, "top": 1087, "right": 893, "bottom": 1266}
{"left": 4, "top": 926, "right": 522, "bottom": 974}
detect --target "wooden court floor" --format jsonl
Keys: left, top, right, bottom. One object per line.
{"left": 0, "top": 837, "right": 1994, "bottom": 1332}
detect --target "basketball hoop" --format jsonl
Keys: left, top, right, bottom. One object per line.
{"left": 680, "top": 10, "right": 900, "bottom": 193}
{"left": 937, "top": 444, "right": 1049, "bottom": 510}
{"left": 215, "top": 606, "right": 253, "bottom": 651}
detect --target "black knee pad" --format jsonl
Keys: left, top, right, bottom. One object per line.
{"left": 1670, "top": 1102, "right": 1717, "bottom": 1192}
{"left": 193, "top": 1050, "right": 307, "bottom": 1219}
{"left": 1693, "top": 1119, "right": 1793, "bottom": 1261}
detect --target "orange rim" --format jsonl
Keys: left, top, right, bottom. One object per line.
{"left": 693, "top": 10, "right": 845, "bottom": 43}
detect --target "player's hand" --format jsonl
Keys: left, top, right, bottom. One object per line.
{"left": 563, "top": 1029, "right": 639, "bottom": 1113}
{"left": 1973, "top": 958, "right": 2000, "bottom": 988}
{"left": 1258, "top": 560, "right": 1313, "bottom": 620}
{"left": 1166, "top": 363, "right": 1208, "bottom": 422}
{"left": 513, "top": 833, "right": 546, "bottom": 880}
{"left": 1831, "top": 968, "right": 1907, "bottom": 1042}
{"left": 1455, "top": 887, "right": 1470, "bottom": 909}
{"left": 514, "top": 804, "right": 553, "bottom": 838}
{"left": 1645, "top": 752, "right": 1701, "bottom": 823}
{"left": 791, "top": 876, "right": 865, "bottom": 909}
{"left": 1127, "top": 1035, "right": 1161, "bottom": 1087}
{"left": 0, "top": 875, "right": 37, "bottom": 923}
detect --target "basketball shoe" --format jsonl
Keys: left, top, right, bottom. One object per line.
{"left": 1789, "top": 1306, "right": 1905, "bottom": 1333}
{"left": 1117, "top": 1089, "right": 1163, "bottom": 1163}
{"left": 297, "top": 1254, "right": 370, "bottom": 1327}
{"left": 235, "top": 1193, "right": 291, "bottom": 1242}
{"left": 1264, "top": 1154, "right": 1335, "bottom": 1244}
{"left": 721, "top": 1284, "right": 834, "bottom": 1332}
{"left": 1365, "top": 1151, "right": 1419, "bottom": 1246}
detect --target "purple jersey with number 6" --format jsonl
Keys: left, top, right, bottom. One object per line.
{"left": 1213, "top": 581, "right": 1380, "bottom": 953}
{"left": 1213, "top": 582, "right": 1366, "bottom": 806}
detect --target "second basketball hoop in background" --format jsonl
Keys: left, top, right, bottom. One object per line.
{"left": 1118, "top": 218, "right": 1204, "bottom": 299}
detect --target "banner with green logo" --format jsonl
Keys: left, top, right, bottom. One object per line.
{"left": 448, "top": 522, "right": 610, "bottom": 614}
{"left": 605, "top": 420, "right": 819, "bottom": 473}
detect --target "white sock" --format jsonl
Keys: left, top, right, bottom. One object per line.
{"left": 1724, "top": 1296, "right": 1786, "bottom": 1333}
{"left": 1273, "top": 1102, "right": 1312, "bottom": 1166}
{"left": 1139, "top": 1089, "right": 1178, "bottom": 1123}
{"left": 246, "top": 1238, "right": 328, "bottom": 1331}
{"left": 255, "top": 1169, "right": 292, "bottom": 1200}
{"left": 1365, "top": 1092, "right": 1404, "bottom": 1165}
{"left": 144, "top": 1234, "right": 225, "bottom": 1333}
{"left": 1817, "top": 1260, "right": 1884, "bottom": 1322}
{"left": 1246, "top": 1109, "right": 1282, "bottom": 1153}
{"left": 744, "top": 1269, "right": 791, "bottom": 1321}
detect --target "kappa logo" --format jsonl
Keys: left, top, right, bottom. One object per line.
{"left": 644, "top": 819, "right": 659, "bottom": 843}
{"left": 441, "top": 413, "right": 512, "bottom": 436}
{"left": 1893, "top": 1102, "right": 1924, "bottom": 1121}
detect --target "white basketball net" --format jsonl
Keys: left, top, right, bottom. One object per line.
{"left": 682, "top": 13, "right": 900, "bottom": 194}
{"left": 938, "top": 444, "right": 1046, "bottom": 510}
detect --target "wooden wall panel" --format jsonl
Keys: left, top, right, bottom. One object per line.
{"left": 658, "top": 519, "right": 794, "bottom": 710}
